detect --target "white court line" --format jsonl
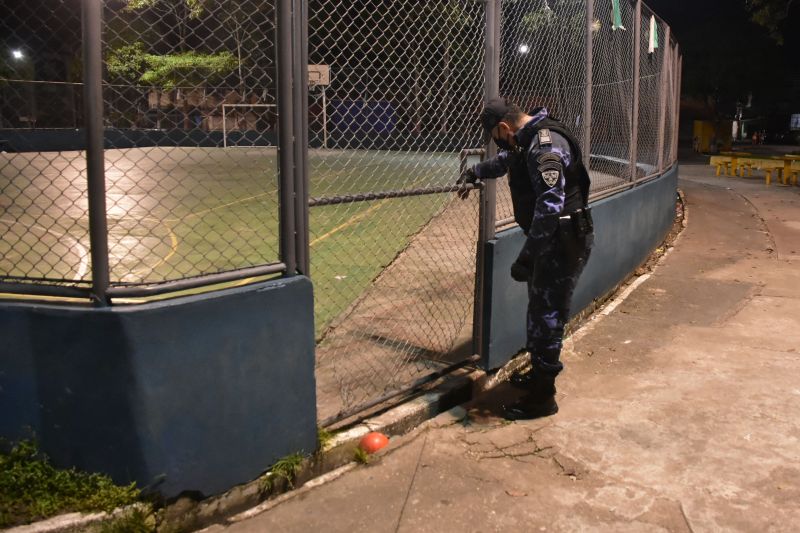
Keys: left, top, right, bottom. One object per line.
{"left": 0, "top": 218, "right": 89, "bottom": 282}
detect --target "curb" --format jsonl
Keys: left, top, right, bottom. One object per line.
{"left": 8, "top": 192, "right": 689, "bottom": 533}
{"left": 4, "top": 504, "right": 152, "bottom": 533}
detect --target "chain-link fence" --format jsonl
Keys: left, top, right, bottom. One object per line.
{"left": 101, "top": 1, "right": 281, "bottom": 288}
{"left": 1, "top": 1, "right": 88, "bottom": 289}
{"left": 306, "top": 0, "right": 486, "bottom": 423}
{"left": 2, "top": 0, "right": 681, "bottom": 424}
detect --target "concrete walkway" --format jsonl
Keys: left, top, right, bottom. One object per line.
{"left": 215, "top": 162, "right": 800, "bottom": 532}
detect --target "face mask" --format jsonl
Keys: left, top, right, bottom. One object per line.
{"left": 493, "top": 136, "right": 514, "bottom": 151}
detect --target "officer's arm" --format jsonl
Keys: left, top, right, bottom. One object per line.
{"left": 523, "top": 143, "right": 569, "bottom": 254}
{"left": 471, "top": 151, "right": 511, "bottom": 180}
{"left": 457, "top": 152, "right": 511, "bottom": 199}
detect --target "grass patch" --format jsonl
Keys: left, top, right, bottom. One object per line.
{"left": 0, "top": 439, "right": 141, "bottom": 529}
{"left": 259, "top": 452, "right": 304, "bottom": 493}
{"left": 96, "top": 505, "right": 155, "bottom": 533}
{"left": 353, "top": 447, "right": 370, "bottom": 465}
{"left": 317, "top": 426, "right": 336, "bottom": 451}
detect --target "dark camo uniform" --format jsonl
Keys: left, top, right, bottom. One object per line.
{"left": 473, "top": 108, "right": 593, "bottom": 376}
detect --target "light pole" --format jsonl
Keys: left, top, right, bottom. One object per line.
{"left": 10, "top": 48, "right": 35, "bottom": 128}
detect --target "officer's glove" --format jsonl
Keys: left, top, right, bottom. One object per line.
{"left": 456, "top": 166, "right": 479, "bottom": 200}
{"left": 510, "top": 261, "right": 532, "bottom": 282}
{"left": 510, "top": 239, "right": 536, "bottom": 282}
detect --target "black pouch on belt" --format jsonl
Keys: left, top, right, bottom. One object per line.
{"left": 569, "top": 208, "right": 593, "bottom": 237}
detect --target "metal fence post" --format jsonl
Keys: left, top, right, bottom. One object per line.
{"left": 674, "top": 49, "right": 682, "bottom": 163}
{"left": 277, "top": 0, "right": 296, "bottom": 275}
{"left": 293, "top": 0, "right": 310, "bottom": 276}
{"left": 474, "top": 0, "right": 500, "bottom": 359}
{"left": 583, "top": 0, "right": 594, "bottom": 165}
{"left": 656, "top": 25, "right": 671, "bottom": 172}
{"left": 483, "top": 0, "right": 499, "bottom": 239}
{"left": 629, "top": 0, "right": 641, "bottom": 182}
{"left": 82, "top": 0, "right": 110, "bottom": 306}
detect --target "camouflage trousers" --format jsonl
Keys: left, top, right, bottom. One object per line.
{"left": 526, "top": 226, "right": 593, "bottom": 376}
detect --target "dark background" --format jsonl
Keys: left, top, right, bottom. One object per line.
{"left": 648, "top": 0, "right": 800, "bottom": 137}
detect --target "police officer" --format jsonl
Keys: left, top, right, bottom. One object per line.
{"left": 458, "top": 98, "right": 594, "bottom": 420}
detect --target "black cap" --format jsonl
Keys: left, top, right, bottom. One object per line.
{"left": 480, "top": 97, "right": 510, "bottom": 134}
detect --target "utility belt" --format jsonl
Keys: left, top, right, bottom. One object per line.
{"left": 558, "top": 207, "right": 593, "bottom": 238}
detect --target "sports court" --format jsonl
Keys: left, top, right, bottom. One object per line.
{"left": 1, "top": 146, "right": 462, "bottom": 331}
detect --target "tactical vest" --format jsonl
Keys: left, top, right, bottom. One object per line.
{"left": 507, "top": 118, "right": 591, "bottom": 233}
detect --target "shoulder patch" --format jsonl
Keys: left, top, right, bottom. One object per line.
{"left": 537, "top": 150, "right": 562, "bottom": 188}
{"left": 538, "top": 128, "right": 552, "bottom": 146}
{"left": 541, "top": 169, "right": 560, "bottom": 187}
{"left": 537, "top": 152, "right": 561, "bottom": 166}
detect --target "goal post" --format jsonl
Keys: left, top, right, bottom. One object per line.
{"left": 221, "top": 103, "right": 278, "bottom": 148}
{"left": 308, "top": 65, "right": 330, "bottom": 149}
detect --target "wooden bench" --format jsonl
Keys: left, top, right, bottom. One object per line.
{"left": 719, "top": 151, "right": 752, "bottom": 177}
{"left": 709, "top": 155, "right": 732, "bottom": 176}
{"left": 735, "top": 157, "right": 755, "bottom": 177}
{"left": 750, "top": 157, "right": 785, "bottom": 185}
{"left": 709, "top": 154, "right": 798, "bottom": 186}
{"left": 788, "top": 160, "right": 800, "bottom": 186}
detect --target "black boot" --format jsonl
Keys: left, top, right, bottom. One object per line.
{"left": 508, "top": 350, "right": 537, "bottom": 389}
{"left": 508, "top": 369, "right": 537, "bottom": 389}
{"left": 503, "top": 374, "right": 558, "bottom": 421}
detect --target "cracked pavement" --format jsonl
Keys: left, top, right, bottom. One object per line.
{"left": 214, "top": 162, "right": 800, "bottom": 532}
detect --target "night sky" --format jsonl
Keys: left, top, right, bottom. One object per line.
{"left": 646, "top": 0, "right": 799, "bottom": 128}
{"left": 2, "top": 0, "right": 798, "bottom": 130}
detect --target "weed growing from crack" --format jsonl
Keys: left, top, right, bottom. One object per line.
{"left": 259, "top": 453, "right": 304, "bottom": 493}
{"left": 353, "top": 448, "right": 370, "bottom": 465}
{"left": 317, "top": 427, "right": 335, "bottom": 451}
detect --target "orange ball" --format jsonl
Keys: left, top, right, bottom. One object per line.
{"left": 359, "top": 432, "right": 389, "bottom": 454}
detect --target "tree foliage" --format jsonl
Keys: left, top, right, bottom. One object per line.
{"left": 125, "top": 0, "right": 207, "bottom": 19}
{"left": 108, "top": 0, "right": 239, "bottom": 88}
{"left": 746, "top": 0, "right": 796, "bottom": 44}
{"left": 107, "top": 43, "right": 236, "bottom": 88}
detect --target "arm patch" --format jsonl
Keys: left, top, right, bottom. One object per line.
{"left": 537, "top": 152, "right": 561, "bottom": 166}
{"left": 540, "top": 168, "right": 561, "bottom": 187}
{"left": 536, "top": 151, "right": 564, "bottom": 187}
{"left": 538, "top": 128, "right": 552, "bottom": 146}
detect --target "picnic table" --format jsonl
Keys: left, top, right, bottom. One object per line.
{"left": 781, "top": 154, "right": 800, "bottom": 185}
{"left": 710, "top": 152, "right": 751, "bottom": 177}
{"left": 710, "top": 152, "right": 800, "bottom": 185}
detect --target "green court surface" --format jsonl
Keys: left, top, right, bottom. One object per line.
{"left": 1, "top": 147, "right": 461, "bottom": 333}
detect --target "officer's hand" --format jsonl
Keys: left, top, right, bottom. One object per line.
{"left": 456, "top": 167, "right": 479, "bottom": 200}
{"left": 510, "top": 261, "right": 532, "bottom": 282}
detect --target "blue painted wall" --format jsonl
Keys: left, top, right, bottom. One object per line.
{"left": 481, "top": 166, "right": 678, "bottom": 369}
{"left": 0, "top": 276, "right": 316, "bottom": 498}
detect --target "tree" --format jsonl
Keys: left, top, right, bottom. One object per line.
{"left": 746, "top": 0, "right": 796, "bottom": 44}
{"left": 107, "top": 43, "right": 236, "bottom": 90}
{"left": 123, "top": 0, "right": 207, "bottom": 51}
{"left": 106, "top": 0, "right": 240, "bottom": 129}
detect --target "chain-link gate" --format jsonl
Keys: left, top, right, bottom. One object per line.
{"left": 2, "top": 0, "right": 681, "bottom": 426}
{"left": 306, "top": 0, "right": 487, "bottom": 424}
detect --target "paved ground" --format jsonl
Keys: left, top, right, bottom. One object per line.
{"left": 212, "top": 161, "right": 800, "bottom": 532}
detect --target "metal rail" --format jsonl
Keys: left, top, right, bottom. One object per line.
{"left": 308, "top": 183, "right": 483, "bottom": 207}
{"left": 105, "top": 263, "right": 286, "bottom": 299}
